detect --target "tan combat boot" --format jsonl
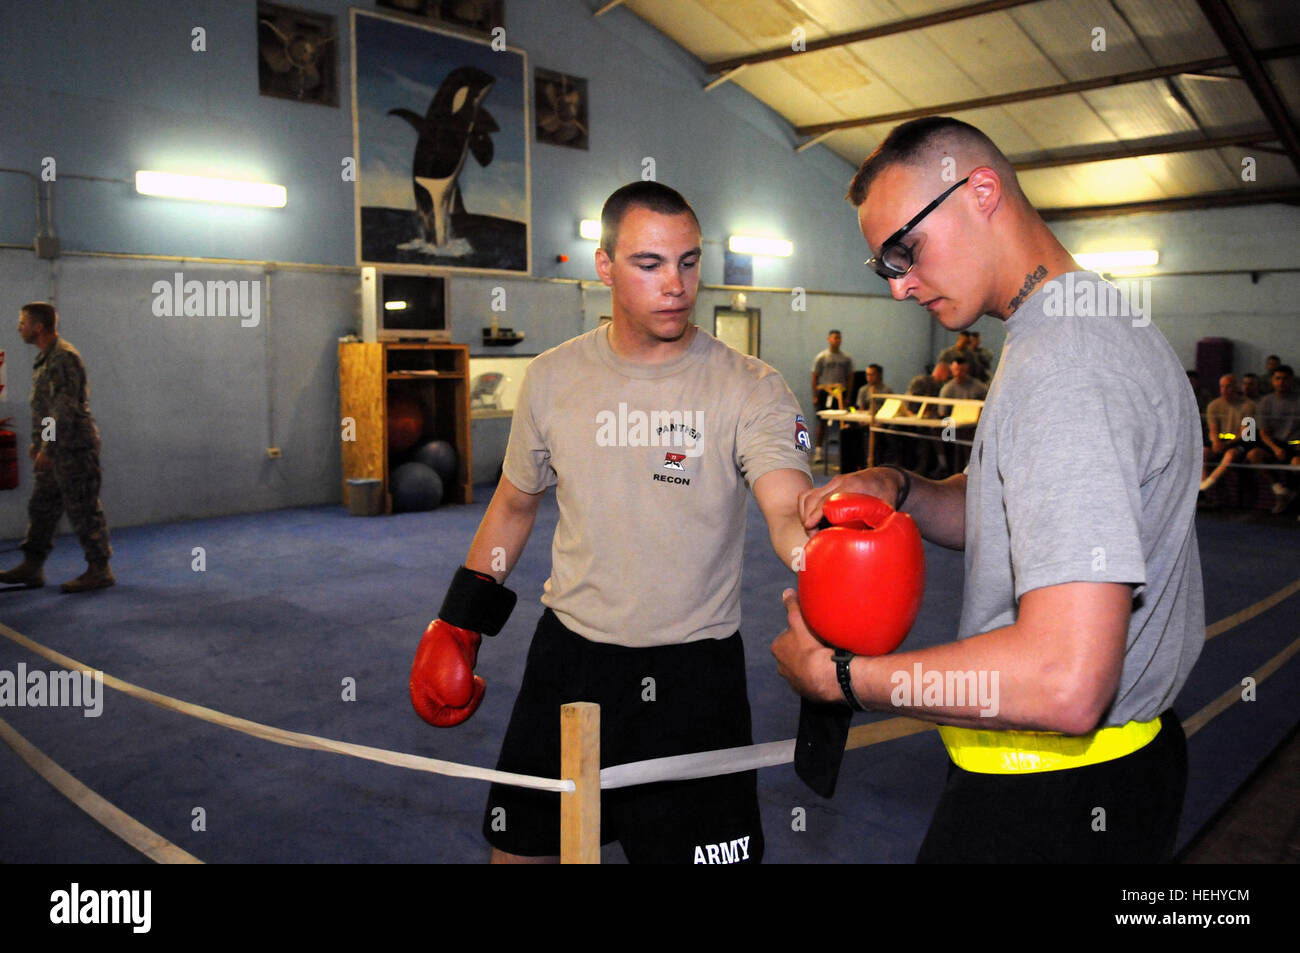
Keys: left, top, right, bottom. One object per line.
{"left": 0, "top": 558, "right": 45, "bottom": 588}
{"left": 61, "top": 562, "right": 115, "bottom": 593}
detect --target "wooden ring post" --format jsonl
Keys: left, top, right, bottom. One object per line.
{"left": 560, "top": 702, "right": 600, "bottom": 864}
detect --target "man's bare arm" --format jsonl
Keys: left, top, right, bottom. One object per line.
{"left": 464, "top": 475, "right": 544, "bottom": 581}
{"left": 753, "top": 467, "right": 814, "bottom": 569}
{"left": 773, "top": 581, "right": 1130, "bottom": 734}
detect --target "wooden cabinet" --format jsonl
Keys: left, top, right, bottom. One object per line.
{"left": 338, "top": 341, "right": 472, "bottom": 511}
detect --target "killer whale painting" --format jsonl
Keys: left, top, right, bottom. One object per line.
{"left": 353, "top": 10, "right": 529, "bottom": 274}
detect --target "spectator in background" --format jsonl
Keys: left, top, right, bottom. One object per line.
{"left": 969, "top": 330, "right": 994, "bottom": 382}
{"left": 938, "top": 354, "right": 987, "bottom": 473}
{"left": 938, "top": 354, "right": 988, "bottom": 401}
{"left": 905, "top": 361, "right": 950, "bottom": 416}
{"left": 1249, "top": 365, "right": 1300, "bottom": 514}
{"left": 904, "top": 361, "right": 952, "bottom": 476}
{"left": 854, "top": 363, "right": 889, "bottom": 409}
{"left": 1242, "top": 373, "right": 1263, "bottom": 402}
{"left": 1264, "top": 355, "right": 1281, "bottom": 381}
{"left": 1188, "top": 370, "right": 1210, "bottom": 447}
{"left": 857, "top": 363, "right": 901, "bottom": 465}
{"left": 812, "top": 329, "right": 853, "bottom": 463}
{"left": 937, "top": 330, "right": 987, "bottom": 381}
{"left": 936, "top": 332, "right": 973, "bottom": 377}
{"left": 1201, "top": 374, "right": 1256, "bottom": 492}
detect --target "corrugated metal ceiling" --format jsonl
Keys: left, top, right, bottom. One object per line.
{"left": 599, "top": 0, "right": 1300, "bottom": 216}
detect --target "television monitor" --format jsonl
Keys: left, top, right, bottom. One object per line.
{"left": 360, "top": 267, "right": 450, "bottom": 342}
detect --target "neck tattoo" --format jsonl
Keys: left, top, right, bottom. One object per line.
{"left": 1007, "top": 265, "right": 1048, "bottom": 314}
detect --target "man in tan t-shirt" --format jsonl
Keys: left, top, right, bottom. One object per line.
{"left": 408, "top": 181, "right": 813, "bottom": 864}
{"left": 1201, "top": 373, "right": 1256, "bottom": 491}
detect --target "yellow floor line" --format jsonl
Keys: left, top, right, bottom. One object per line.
{"left": 1205, "top": 577, "right": 1300, "bottom": 640}
{"left": 1182, "top": 634, "right": 1300, "bottom": 739}
{"left": 0, "top": 716, "right": 201, "bottom": 864}
{"left": 847, "top": 714, "right": 935, "bottom": 749}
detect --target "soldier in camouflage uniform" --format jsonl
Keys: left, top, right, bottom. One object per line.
{"left": 0, "top": 302, "right": 114, "bottom": 592}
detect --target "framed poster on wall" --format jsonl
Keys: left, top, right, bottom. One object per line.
{"left": 534, "top": 68, "right": 588, "bottom": 150}
{"left": 375, "top": 1, "right": 505, "bottom": 34}
{"left": 352, "top": 9, "right": 530, "bottom": 274}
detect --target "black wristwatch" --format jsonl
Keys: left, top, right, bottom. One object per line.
{"left": 833, "top": 649, "right": 865, "bottom": 711}
{"left": 877, "top": 464, "right": 912, "bottom": 511}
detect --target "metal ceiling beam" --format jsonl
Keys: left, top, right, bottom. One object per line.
{"left": 706, "top": 0, "right": 1043, "bottom": 74}
{"left": 1012, "top": 130, "right": 1277, "bottom": 170}
{"left": 1039, "top": 187, "right": 1300, "bottom": 220}
{"left": 794, "top": 42, "right": 1300, "bottom": 138}
{"left": 703, "top": 64, "right": 748, "bottom": 91}
{"left": 1180, "top": 71, "right": 1242, "bottom": 82}
{"left": 1195, "top": 0, "right": 1300, "bottom": 178}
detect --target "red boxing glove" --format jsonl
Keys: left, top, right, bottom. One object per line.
{"left": 409, "top": 619, "right": 486, "bottom": 727}
{"left": 798, "top": 492, "right": 925, "bottom": 656}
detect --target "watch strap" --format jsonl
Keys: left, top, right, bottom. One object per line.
{"left": 832, "top": 648, "right": 864, "bottom": 711}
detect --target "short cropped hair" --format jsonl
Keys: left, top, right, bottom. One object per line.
{"left": 600, "top": 181, "right": 700, "bottom": 256}
{"left": 21, "top": 301, "right": 57, "bottom": 332}
{"left": 846, "top": 116, "right": 1017, "bottom": 207}
{"left": 951, "top": 354, "right": 970, "bottom": 365}
{"left": 1278, "top": 365, "right": 1295, "bottom": 376}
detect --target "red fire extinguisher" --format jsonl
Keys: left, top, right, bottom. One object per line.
{"left": 0, "top": 417, "right": 18, "bottom": 490}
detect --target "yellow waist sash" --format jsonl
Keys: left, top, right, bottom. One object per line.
{"left": 937, "top": 718, "right": 1161, "bottom": 774}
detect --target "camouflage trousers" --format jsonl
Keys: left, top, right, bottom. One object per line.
{"left": 21, "top": 442, "right": 112, "bottom": 564}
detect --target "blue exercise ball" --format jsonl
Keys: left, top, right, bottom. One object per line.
{"left": 391, "top": 462, "right": 443, "bottom": 512}
{"left": 413, "top": 439, "right": 458, "bottom": 484}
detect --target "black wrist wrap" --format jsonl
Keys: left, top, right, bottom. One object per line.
{"left": 439, "top": 566, "right": 517, "bottom": 636}
{"left": 878, "top": 464, "right": 912, "bottom": 511}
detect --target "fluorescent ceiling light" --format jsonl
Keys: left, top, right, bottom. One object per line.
{"left": 384, "top": 300, "right": 408, "bottom": 311}
{"left": 579, "top": 219, "right": 601, "bottom": 241}
{"left": 729, "top": 234, "right": 793, "bottom": 257}
{"left": 1074, "top": 249, "right": 1159, "bottom": 273}
{"left": 135, "top": 170, "right": 287, "bottom": 208}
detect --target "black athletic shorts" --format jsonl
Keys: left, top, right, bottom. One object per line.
{"left": 916, "top": 709, "right": 1187, "bottom": 863}
{"left": 482, "top": 609, "right": 763, "bottom": 864}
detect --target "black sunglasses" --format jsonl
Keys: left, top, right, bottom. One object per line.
{"left": 865, "top": 176, "right": 971, "bottom": 280}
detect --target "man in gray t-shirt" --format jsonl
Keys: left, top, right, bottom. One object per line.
{"left": 774, "top": 117, "right": 1203, "bottom": 863}
{"left": 937, "top": 354, "right": 987, "bottom": 401}
{"left": 812, "top": 330, "right": 853, "bottom": 461}
{"left": 905, "top": 362, "right": 950, "bottom": 417}
{"left": 1248, "top": 365, "right": 1300, "bottom": 513}
{"left": 937, "top": 331, "right": 986, "bottom": 381}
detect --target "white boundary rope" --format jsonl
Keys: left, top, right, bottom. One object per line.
{"left": 0, "top": 622, "right": 574, "bottom": 794}
{"left": 602, "top": 740, "right": 796, "bottom": 789}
